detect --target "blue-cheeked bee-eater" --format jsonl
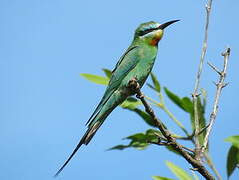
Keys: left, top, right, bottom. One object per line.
{"left": 55, "top": 20, "right": 179, "bottom": 176}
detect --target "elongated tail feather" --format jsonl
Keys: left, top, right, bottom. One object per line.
{"left": 54, "top": 121, "right": 103, "bottom": 177}
{"left": 55, "top": 89, "right": 128, "bottom": 177}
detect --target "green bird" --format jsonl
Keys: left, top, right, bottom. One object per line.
{"left": 55, "top": 20, "right": 179, "bottom": 176}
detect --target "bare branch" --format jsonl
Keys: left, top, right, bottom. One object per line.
{"left": 203, "top": 47, "right": 231, "bottom": 150}
{"left": 207, "top": 62, "right": 221, "bottom": 75}
{"left": 128, "top": 79, "right": 215, "bottom": 180}
{"left": 192, "top": 0, "right": 213, "bottom": 160}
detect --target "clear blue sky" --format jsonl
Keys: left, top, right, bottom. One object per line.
{"left": 1, "top": 0, "right": 238, "bottom": 179}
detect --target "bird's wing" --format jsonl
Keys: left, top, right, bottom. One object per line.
{"left": 85, "top": 45, "right": 139, "bottom": 126}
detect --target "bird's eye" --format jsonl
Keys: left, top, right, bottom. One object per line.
{"left": 138, "top": 28, "right": 157, "bottom": 36}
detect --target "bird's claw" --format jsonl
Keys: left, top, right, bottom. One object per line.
{"left": 128, "top": 77, "right": 140, "bottom": 90}
{"left": 136, "top": 94, "right": 144, "bottom": 99}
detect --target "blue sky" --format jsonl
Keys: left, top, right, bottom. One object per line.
{"left": 1, "top": 0, "right": 238, "bottom": 179}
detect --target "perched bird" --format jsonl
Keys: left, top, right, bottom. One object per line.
{"left": 55, "top": 20, "right": 179, "bottom": 176}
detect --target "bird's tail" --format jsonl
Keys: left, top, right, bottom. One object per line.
{"left": 54, "top": 90, "right": 127, "bottom": 177}
{"left": 54, "top": 120, "right": 103, "bottom": 177}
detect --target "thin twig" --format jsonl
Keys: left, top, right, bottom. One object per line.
{"left": 202, "top": 47, "right": 230, "bottom": 150}
{"left": 150, "top": 141, "right": 195, "bottom": 153}
{"left": 192, "top": 0, "right": 213, "bottom": 160}
{"left": 145, "top": 96, "right": 161, "bottom": 106}
{"left": 146, "top": 94, "right": 190, "bottom": 137}
{"left": 159, "top": 93, "right": 190, "bottom": 136}
{"left": 204, "top": 152, "right": 223, "bottom": 180}
{"left": 207, "top": 62, "right": 221, "bottom": 75}
{"left": 128, "top": 79, "right": 215, "bottom": 180}
{"left": 173, "top": 134, "right": 194, "bottom": 141}
{"left": 198, "top": 125, "right": 209, "bottom": 136}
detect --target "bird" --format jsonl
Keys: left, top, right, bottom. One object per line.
{"left": 55, "top": 20, "right": 179, "bottom": 177}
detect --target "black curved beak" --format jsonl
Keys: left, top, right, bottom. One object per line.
{"left": 157, "top": 20, "right": 180, "bottom": 30}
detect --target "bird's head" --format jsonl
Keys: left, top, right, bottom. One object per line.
{"left": 134, "top": 20, "right": 179, "bottom": 46}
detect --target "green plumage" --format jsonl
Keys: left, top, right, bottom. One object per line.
{"left": 55, "top": 20, "right": 179, "bottom": 176}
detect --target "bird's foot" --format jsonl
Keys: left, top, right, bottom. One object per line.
{"left": 128, "top": 77, "right": 140, "bottom": 91}
{"left": 128, "top": 77, "right": 144, "bottom": 98}
{"left": 136, "top": 93, "right": 144, "bottom": 99}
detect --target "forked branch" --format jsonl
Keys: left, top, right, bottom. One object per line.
{"left": 128, "top": 79, "right": 215, "bottom": 180}
{"left": 203, "top": 47, "right": 231, "bottom": 150}
{"left": 192, "top": 0, "right": 213, "bottom": 160}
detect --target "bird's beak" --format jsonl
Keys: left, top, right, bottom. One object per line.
{"left": 157, "top": 20, "right": 180, "bottom": 30}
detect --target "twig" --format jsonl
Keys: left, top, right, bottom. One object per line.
{"left": 198, "top": 125, "right": 209, "bottom": 136}
{"left": 192, "top": 0, "right": 213, "bottom": 160}
{"left": 173, "top": 134, "right": 194, "bottom": 141}
{"left": 150, "top": 141, "right": 195, "bottom": 153}
{"left": 128, "top": 79, "right": 215, "bottom": 180}
{"left": 204, "top": 152, "right": 223, "bottom": 180}
{"left": 207, "top": 62, "right": 221, "bottom": 75}
{"left": 202, "top": 48, "right": 231, "bottom": 150}
{"left": 159, "top": 93, "right": 190, "bottom": 137}
{"left": 145, "top": 94, "right": 190, "bottom": 137}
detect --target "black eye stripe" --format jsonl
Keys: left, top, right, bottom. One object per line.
{"left": 138, "top": 27, "right": 158, "bottom": 36}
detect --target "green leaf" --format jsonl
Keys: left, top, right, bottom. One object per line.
{"left": 102, "top": 68, "right": 112, "bottom": 78}
{"left": 150, "top": 72, "right": 161, "bottom": 92}
{"left": 163, "top": 88, "right": 195, "bottom": 114}
{"left": 126, "top": 133, "right": 146, "bottom": 142}
{"left": 196, "top": 97, "right": 206, "bottom": 146}
{"left": 120, "top": 98, "right": 142, "bottom": 110}
{"left": 181, "top": 97, "right": 193, "bottom": 113}
{"left": 147, "top": 83, "right": 159, "bottom": 92}
{"left": 133, "top": 108, "right": 156, "bottom": 127}
{"left": 164, "top": 87, "right": 187, "bottom": 112}
{"left": 188, "top": 97, "right": 206, "bottom": 146}
{"left": 166, "top": 161, "right": 193, "bottom": 180}
{"left": 120, "top": 97, "right": 156, "bottom": 127}
{"left": 130, "top": 141, "right": 149, "bottom": 150}
{"left": 163, "top": 88, "right": 206, "bottom": 145}
{"left": 126, "top": 129, "right": 161, "bottom": 143}
{"left": 225, "top": 135, "right": 239, "bottom": 148}
{"left": 152, "top": 176, "right": 174, "bottom": 180}
{"left": 109, "top": 129, "right": 161, "bottom": 151}
{"left": 145, "top": 129, "right": 162, "bottom": 143}
{"left": 146, "top": 129, "right": 162, "bottom": 137}
{"left": 125, "top": 97, "right": 138, "bottom": 102}
{"left": 80, "top": 73, "right": 109, "bottom": 85}
{"left": 237, "top": 149, "right": 239, "bottom": 162}
{"left": 226, "top": 145, "right": 239, "bottom": 177}
{"left": 108, "top": 145, "right": 130, "bottom": 150}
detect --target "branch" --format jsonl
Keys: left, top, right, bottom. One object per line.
{"left": 128, "top": 79, "right": 215, "bottom": 180}
{"left": 192, "top": 0, "right": 213, "bottom": 160}
{"left": 203, "top": 47, "right": 231, "bottom": 150}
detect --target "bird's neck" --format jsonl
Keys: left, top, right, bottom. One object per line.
{"left": 133, "top": 37, "right": 161, "bottom": 47}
